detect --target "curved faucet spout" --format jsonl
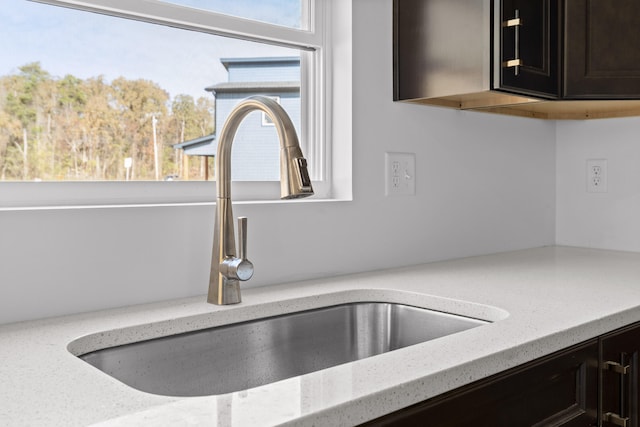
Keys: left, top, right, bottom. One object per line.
{"left": 216, "top": 96, "right": 314, "bottom": 200}
{"left": 208, "top": 96, "right": 314, "bottom": 305}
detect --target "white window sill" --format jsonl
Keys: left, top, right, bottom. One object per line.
{"left": 0, "top": 180, "right": 350, "bottom": 211}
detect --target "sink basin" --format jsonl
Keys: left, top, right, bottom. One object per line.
{"left": 78, "top": 302, "right": 487, "bottom": 397}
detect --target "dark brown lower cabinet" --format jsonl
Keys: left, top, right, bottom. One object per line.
{"left": 601, "top": 324, "right": 640, "bottom": 427}
{"left": 362, "top": 341, "right": 599, "bottom": 427}
{"left": 364, "top": 322, "right": 640, "bottom": 427}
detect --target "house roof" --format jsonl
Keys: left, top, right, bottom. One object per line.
{"left": 173, "top": 134, "right": 216, "bottom": 156}
{"left": 205, "top": 81, "right": 300, "bottom": 94}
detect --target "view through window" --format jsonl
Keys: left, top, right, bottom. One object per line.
{"left": 0, "top": 0, "right": 305, "bottom": 182}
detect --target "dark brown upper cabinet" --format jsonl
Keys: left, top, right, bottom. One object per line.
{"left": 564, "top": 0, "right": 640, "bottom": 99}
{"left": 394, "top": 0, "right": 640, "bottom": 119}
{"left": 499, "top": 0, "right": 559, "bottom": 99}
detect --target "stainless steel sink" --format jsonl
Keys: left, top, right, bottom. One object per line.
{"left": 78, "top": 302, "right": 487, "bottom": 397}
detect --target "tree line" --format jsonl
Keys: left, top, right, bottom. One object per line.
{"left": 0, "top": 62, "right": 215, "bottom": 181}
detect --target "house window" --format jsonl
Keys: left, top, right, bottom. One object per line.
{"left": 261, "top": 96, "right": 281, "bottom": 126}
{"left": 0, "top": 0, "right": 337, "bottom": 206}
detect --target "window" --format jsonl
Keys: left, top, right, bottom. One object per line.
{"left": 261, "top": 96, "right": 281, "bottom": 126}
{"left": 0, "top": 0, "right": 342, "bottom": 207}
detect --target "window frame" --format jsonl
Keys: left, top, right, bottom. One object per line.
{"left": 2, "top": 0, "right": 334, "bottom": 208}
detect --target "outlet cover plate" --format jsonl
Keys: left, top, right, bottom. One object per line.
{"left": 385, "top": 152, "right": 416, "bottom": 196}
{"left": 587, "top": 159, "right": 607, "bottom": 193}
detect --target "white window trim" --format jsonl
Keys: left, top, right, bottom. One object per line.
{"left": 30, "top": 0, "right": 322, "bottom": 49}
{"left": 1, "top": 0, "right": 352, "bottom": 209}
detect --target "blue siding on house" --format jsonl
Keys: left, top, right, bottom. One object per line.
{"left": 216, "top": 90, "right": 301, "bottom": 181}
{"left": 177, "top": 56, "right": 301, "bottom": 181}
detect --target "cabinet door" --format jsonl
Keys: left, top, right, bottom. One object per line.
{"left": 498, "top": 0, "right": 560, "bottom": 98}
{"left": 362, "top": 341, "right": 599, "bottom": 427}
{"left": 564, "top": 0, "right": 640, "bottom": 99}
{"left": 601, "top": 323, "right": 640, "bottom": 427}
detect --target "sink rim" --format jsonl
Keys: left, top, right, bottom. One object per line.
{"left": 68, "top": 288, "right": 509, "bottom": 358}
{"left": 77, "top": 301, "right": 491, "bottom": 396}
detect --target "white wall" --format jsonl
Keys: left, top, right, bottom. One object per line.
{"left": 556, "top": 117, "right": 640, "bottom": 251}
{"left": 0, "top": 0, "right": 556, "bottom": 325}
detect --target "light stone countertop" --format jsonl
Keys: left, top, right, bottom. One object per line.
{"left": 3, "top": 246, "right": 640, "bottom": 426}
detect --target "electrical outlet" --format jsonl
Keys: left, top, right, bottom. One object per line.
{"left": 385, "top": 152, "right": 415, "bottom": 196}
{"left": 587, "top": 159, "right": 607, "bottom": 193}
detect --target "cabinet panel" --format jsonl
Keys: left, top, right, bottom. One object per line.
{"left": 362, "top": 341, "right": 599, "bottom": 427}
{"left": 499, "top": 0, "right": 560, "bottom": 98}
{"left": 601, "top": 324, "right": 640, "bottom": 427}
{"left": 393, "top": 0, "right": 490, "bottom": 101}
{"left": 564, "top": 0, "right": 640, "bottom": 98}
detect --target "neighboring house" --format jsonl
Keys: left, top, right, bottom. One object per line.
{"left": 174, "top": 57, "right": 301, "bottom": 181}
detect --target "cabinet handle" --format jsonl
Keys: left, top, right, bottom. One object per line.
{"left": 603, "top": 356, "right": 633, "bottom": 427}
{"left": 603, "top": 412, "right": 630, "bottom": 427}
{"left": 502, "top": 10, "right": 523, "bottom": 75}
{"left": 606, "top": 360, "right": 630, "bottom": 375}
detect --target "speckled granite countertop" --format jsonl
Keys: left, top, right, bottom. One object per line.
{"left": 2, "top": 246, "right": 640, "bottom": 426}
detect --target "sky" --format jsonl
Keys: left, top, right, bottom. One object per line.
{"left": 0, "top": 0, "right": 302, "bottom": 100}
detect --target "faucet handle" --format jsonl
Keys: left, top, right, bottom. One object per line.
{"left": 235, "top": 217, "right": 253, "bottom": 281}
{"left": 238, "top": 216, "right": 248, "bottom": 261}
{"left": 219, "top": 217, "right": 254, "bottom": 282}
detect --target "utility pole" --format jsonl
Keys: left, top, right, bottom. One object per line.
{"left": 22, "top": 128, "right": 28, "bottom": 180}
{"left": 152, "top": 115, "right": 159, "bottom": 181}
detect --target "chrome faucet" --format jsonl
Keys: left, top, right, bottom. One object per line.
{"left": 208, "top": 96, "right": 314, "bottom": 305}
